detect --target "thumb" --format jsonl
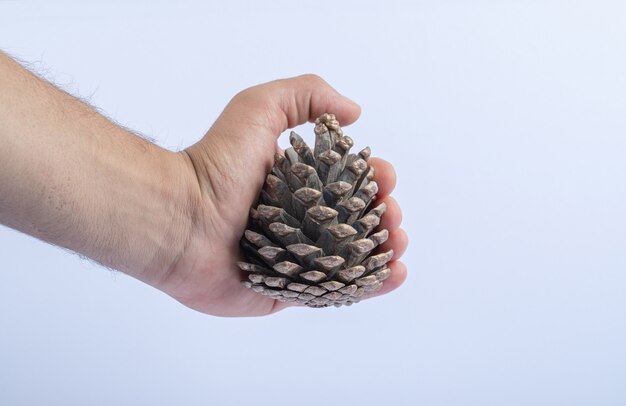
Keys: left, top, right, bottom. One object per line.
{"left": 183, "top": 75, "right": 361, "bottom": 210}
{"left": 215, "top": 74, "right": 361, "bottom": 144}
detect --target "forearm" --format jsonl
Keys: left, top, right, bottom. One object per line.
{"left": 0, "top": 52, "right": 192, "bottom": 283}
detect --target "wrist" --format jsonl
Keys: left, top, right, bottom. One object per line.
{"left": 124, "top": 147, "right": 200, "bottom": 289}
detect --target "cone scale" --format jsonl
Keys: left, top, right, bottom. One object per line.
{"left": 238, "top": 113, "right": 392, "bottom": 308}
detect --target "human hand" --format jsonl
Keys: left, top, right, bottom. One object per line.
{"left": 160, "top": 75, "right": 408, "bottom": 316}
{"left": 0, "top": 54, "right": 403, "bottom": 317}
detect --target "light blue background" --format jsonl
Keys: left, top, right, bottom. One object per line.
{"left": 1, "top": 1, "right": 625, "bottom": 405}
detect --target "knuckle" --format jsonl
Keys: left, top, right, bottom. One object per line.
{"left": 298, "top": 73, "right": 326, "bottom": 85}
{"left": 231, "top": 86, "right": 259, "bottom": 106}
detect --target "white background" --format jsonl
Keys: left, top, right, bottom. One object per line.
{"left": 1, "top": 1, "right": 626, "bottom": 405}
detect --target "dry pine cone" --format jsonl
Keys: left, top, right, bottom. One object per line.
{"left": 238, "top": 113, "right": 392, "bottom": 308}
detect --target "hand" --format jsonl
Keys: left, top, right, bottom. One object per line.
{"left": 0, "top": 51, "right": 406, "bottom": 318}
{"left": 161, "top": 75, "right": 408, "bottom": 316}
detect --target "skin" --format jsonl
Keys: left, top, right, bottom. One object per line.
{"left": 0, "top": 51, "right": 408, "bottom": 317}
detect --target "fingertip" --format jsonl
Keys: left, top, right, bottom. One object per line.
{"left": 335, "top": 94, "right": 361, "bottom": 126}
{"left": 377, "top": 195, "right": 403, "bottom": 232}
{"left": 369, "top": 157, "right": 397, "bottom": 197}
{"left": 365, "top": 261, "right": 408, "bottom": 300}
{"left": 379, "top": 228, "right": 409, "bottom": 261}
{"left": 312, "top": 92, "right": 361, "bottom": 128}
{"left": 289, "top": 74, "right": 361, "bottom": 126}
{"left": 389, "top": 260, "right": 408, "bottom": 286}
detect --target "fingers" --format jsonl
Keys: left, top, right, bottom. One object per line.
{"left": 377, "top": 195, "right": 402, "bottom": 232}
{"left": 371, "top": 161, "right": 405, "bottom": 259}
{"left": 269, "top": 298, "right": 296, "bottom": 314}
{"left": 379, "top": 228, "right": 408, "bottom": 261}
{"left": 365, "top": 261, "right": 408, "bottom": 300}
{"left": 274, "top": 260, "right": 407, "bottom": 312}
{"left": 223, "top": 74, "right": 361, "bottom": 139}
{"left": 369, "top": 157, "right": 396, "bottom": 197}
{"left": 270, "top": 226, "right": 407, "bottom": 314}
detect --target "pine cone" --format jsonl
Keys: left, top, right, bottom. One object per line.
{"left": 238, "top": 113, "right": 392, "bottom": 308}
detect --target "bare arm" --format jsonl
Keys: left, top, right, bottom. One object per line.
{"left": 0, "top": 52, "right": 192, "bottom": 284}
